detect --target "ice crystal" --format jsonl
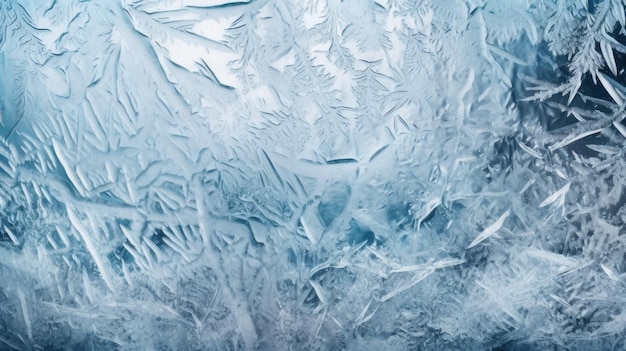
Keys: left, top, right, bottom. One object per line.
{"left": 0, "top": 0, "right": 625, "bottom": 350}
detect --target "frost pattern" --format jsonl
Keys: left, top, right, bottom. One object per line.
{"left": 0, "top": 0, "right": 625, "bottom": 350}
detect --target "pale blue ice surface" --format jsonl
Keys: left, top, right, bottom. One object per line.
{"left": 1, "top": 0, "right": 626, "bottom": 350}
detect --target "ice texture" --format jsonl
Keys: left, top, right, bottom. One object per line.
{"left": 0, "top": 0, "right": 626, "bottom": 350}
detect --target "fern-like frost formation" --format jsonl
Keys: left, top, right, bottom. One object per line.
{"left": 1, "top": 0, "right": 626, "bottom": 350}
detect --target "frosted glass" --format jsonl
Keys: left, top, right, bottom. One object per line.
{"left": 0, "top": 0, "right": 625, "bottom": 349}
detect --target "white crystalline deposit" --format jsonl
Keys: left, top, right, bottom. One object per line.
{"left": 0, "top": 0, "right": 625, "bottom": 350}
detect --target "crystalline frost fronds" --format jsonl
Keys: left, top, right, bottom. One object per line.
{"left": 0, "top": 0, "right": 626, "bottom": 350}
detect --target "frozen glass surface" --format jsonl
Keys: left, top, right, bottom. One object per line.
{"left": 1, "top": 0, "right": 625, "bottom": 350}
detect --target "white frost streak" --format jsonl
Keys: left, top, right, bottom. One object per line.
{"left": 300, "top": 204, "right": 324, "bottom": 245}
{"left": 600, "top": 42, "right": 618, "bottom": 77}
{"left": 381, "top": 269, "right": 434, "bottom": 302}
{"left": 17, "top": 289, "right": 32, "bottom": 341}
{"left": 598, "top": 73, "right": 624, "bottom": 105}
{"left": 390, "top": 258, "right": 465, "bottom": 273}
{"left": 51, "top": 139, "right": 86, "bottom": 196}
{"left": 310, "top": 280, "right": 328, "bottom": 305}
{"left": 3, "top": 225, "right": 20, "bottom": 246}
{"left": 467, "top": 210, "right": 511, "bottom": 249}
{"left": 516, "top": 139, "right": 543, "bottom": 159}
{"left": 549, "top": 129, "right": 603, "bottom": 152}
{"left": 539, "top": 182, "right": 571, "bottom": 208}
{"left": 416, "top": 197, "right": 441, "bottom": 229}
{"left": 67, "top": 208, "right": 116, "bottom": 292}
{"left": 550, "top": 293, "right": 573, "bottom": 309}
{"left": 600, "top": 263, "right": 621, "bottom": 281}
{"left": 613, "top": 121, "right": 626, "bottom": 138}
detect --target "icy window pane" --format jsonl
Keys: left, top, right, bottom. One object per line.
{"left": 1, "top": 0, "right": 625, "bottom": 350}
